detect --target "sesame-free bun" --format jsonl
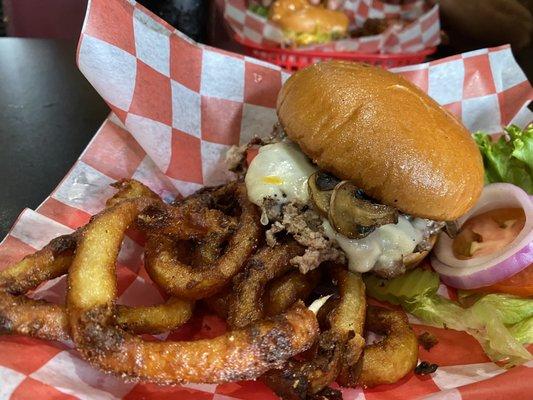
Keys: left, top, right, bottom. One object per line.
{"left": 277, "top": 61, "right": 484, "bottom": 221}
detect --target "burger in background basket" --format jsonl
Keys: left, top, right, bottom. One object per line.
{"left": 268, "top": 0, "right": 350, "bottom": 46}
{"left": 248, "top": 0, "right": 415, "bottom": 47}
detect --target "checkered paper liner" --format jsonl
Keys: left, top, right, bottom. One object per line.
{"left": 0, "top": 0, "right": 532, "bottom": 398}
{"left": 223, "top": 0, "right": 440, "bottom": 53}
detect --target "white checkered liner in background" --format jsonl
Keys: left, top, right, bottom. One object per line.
{"left": 223, "top": 0, "right": 440, "bottom": 53}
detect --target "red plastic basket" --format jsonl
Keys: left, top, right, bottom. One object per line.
{"left": 235, "top": 35, "right": 436, "bottom": 70}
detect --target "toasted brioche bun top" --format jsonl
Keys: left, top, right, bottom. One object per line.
{"left": 277, "top": 61, "right": 484, "bottom": 221}
{"left": 269, "top": 0, "right": 349, "bottom": 34}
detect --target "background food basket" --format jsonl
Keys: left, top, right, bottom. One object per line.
{"left": 235, "top": 34, "right": 437, "bottom": 70}
{"left": 225, "top": 0, "right": 441, "bottom": 70}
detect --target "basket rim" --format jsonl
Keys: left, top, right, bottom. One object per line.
{"left": 234, "top": 34, "right": 436, "bottom": 59}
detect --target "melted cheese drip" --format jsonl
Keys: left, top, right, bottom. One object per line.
{"left": 323, "top": 218, "right": 424, "bottom": 273}
{"left": 245, "top": 141, "right": 428, "bottom": 273}
{"left": 245, "top": 141, "right": 317, "bottom": 206}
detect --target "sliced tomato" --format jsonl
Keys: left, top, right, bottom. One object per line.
{"left": 471, "top": 264, "right": 533, "bottom": 297}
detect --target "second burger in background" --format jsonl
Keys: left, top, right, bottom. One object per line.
{"left": 268, "top": 0, "right": 349, "bottom": 46}
{"left": 242, "top": 61, "right": 484, "bottom": 277}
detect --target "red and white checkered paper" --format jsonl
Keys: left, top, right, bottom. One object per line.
{"left": 0, "top": 0, "right": 532, "bottom": 399}
{"left": 223, "top": 0, "right": 440, "bottom": 53}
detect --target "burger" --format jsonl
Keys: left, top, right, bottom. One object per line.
{"left": 238, "top": 61, "right": 484, "bottom": 278}
{"left": 269, "top": 0, "right": 349, "bottom": 46}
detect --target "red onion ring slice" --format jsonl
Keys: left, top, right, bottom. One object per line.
{"left": 431, "top": 183, "right": 533, "bottom": 289}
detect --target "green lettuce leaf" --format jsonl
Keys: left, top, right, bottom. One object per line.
{"left": 468, "top": 296, "right": 533, "bottom": 366}
{"left": 248, "top": 4, "right": 269, "bottom": 18}
{"left": 473, "top": 124, "right": 533, "bottom": 194}
{"left": 509, "top": 316, "right": 533, "bottom": 344}
{"left": 283, "top": 29, "right": 342, "bottom": 46}
{"left": 364, "top": 269, "right": 533, "bottom": 366}
{"left": 363, "top": 268, "right": 439, "bottom": 304}
{"left": 508, "top": 124, "right": 533, "bottom": 168}
{"left": 457, "top": 291, "right": 533, "bottom": 324}
{"left": 468, "top": 293, "right": 533, "bottom": 325}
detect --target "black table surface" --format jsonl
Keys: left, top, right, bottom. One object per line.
{"left": 0, "top": 38, "right": 110, "bottom": 239}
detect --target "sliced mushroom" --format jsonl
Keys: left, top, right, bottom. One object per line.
{"left": 315, "top": 171, "right": 341, "bottom": 191}
{"left": 329, "top": 181, "right": 398, "bottom": 239}
{"left": 308, "top": 171, "right": 339, "bottom": 217}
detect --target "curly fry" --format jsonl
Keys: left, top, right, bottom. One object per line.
{"left": 0, "top": 180, "right": 194, "bottom": 340}
{"left": 228, "top": 242, "right": 304, "bottom": 328}
{"left": 144, "top": 182, "right": 262, "bottom": 300}
{"left": 0, "top": 233, "right": 78, "bottom": 295}
{"left": 263, "top": 268, "right": 322, "bottom": 317}
{"left": 106, "top": 179, "right": 161, "bottom": 207}
{"left": 264, "top": 268, "right": 366, "bottom": 398}
{"left": 355, "top": 306, "right": 419, "bottom": 388}
{"left": 67, "top": 199, "right": 319, "bottom": 384}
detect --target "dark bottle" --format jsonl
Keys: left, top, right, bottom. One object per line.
{"left": 138, "top": 0, "right": 207, "bottom": 43}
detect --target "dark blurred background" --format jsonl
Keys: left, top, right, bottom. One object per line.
{"left": 0, "top": 0, "right": 230, "bottom": 46}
